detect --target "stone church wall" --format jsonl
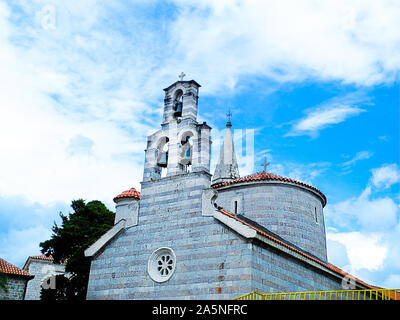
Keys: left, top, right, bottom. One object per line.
{"left": 85, "top": 78, "right": 354, "bottom": 300}
{"left": 215, "top": 182, "right": 327, "bottom": 261}
{"left": 87, "top": 172, "right": 255, "bottom": 300}
{"left": 250, "top": 241, "right": 343, "bottom": 294}
{"left": 24, "top": 260, "right": 65, "bottom": 300}
{"left": 0, "top": 275, "right": 28, "bottom": 300}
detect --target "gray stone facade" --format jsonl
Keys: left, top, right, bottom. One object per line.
{"left": 250, "top": 241, "right": 342, "bottom": 293}
{"left": 87, "top": 171, "right": 256, "bottom": 299}
{"left": 85, "top": 79, "right": 372, "bottom": 300}
{"left": 23, "top": 256, "right": 65, "bottom": 300}
{"left": 0, "top": 275, "right": 29, "bottom": 300}
{"left": 214, "top": 182, "right": 327, "bottom": 261}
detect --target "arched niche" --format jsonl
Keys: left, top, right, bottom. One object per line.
{"left": 177, "top": 129, "right": 197, "bottom": 144}
{"left": 172, "top": 89, "right": 184, "bottom": 119}
{"left": 154, "top": 136, "right": 169, "bottom": 177}
{"left": 178, "top": 130, "right": 196, "bottom": 173}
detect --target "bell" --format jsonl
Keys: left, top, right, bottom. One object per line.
{"left": 173, "top": 101, "right": 182, "bottom": 117}
{"left": 157, "top": 152, "right": 168, "bottom": 167}
{"left": 180, "top": 148, "right": 192, "bottom": 165}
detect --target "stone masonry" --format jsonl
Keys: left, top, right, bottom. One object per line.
{"left": 0, "top": 276, "right": 29, "bottom": 300}
{"left": 214, "top": 182, "right": 327, "bottom": 261}
{"left": 23, "top": 255, "right": 65, "bottom": 300}
{"left": 85, "top": 78, "right": 374, "bottom": 300}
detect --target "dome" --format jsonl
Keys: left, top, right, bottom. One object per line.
{"left": 113, "top": 188, "right": 141, "bottom": 203}
{"left": 211, "top": 171, "right": 326, "bottom": 206}
{"left": 212, "top": 171, "right": 328, "bottom": 260}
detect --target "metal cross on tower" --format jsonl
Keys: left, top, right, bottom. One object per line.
{"left": 226, "top": 109, "right": 232, "bottom": 122}
{"left": 178, "top": 72, "right": 186, "bottom": 81}
{"left": 261, "top": 157, "right": 270, "bottom": 172}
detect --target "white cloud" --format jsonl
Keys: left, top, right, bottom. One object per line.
{"left": 0, "top": 1, "right": 159, "bottom": 205}
{"left": 327, "top": 231, "right": 387, "bottom": 272}
{"left": 169, "top": 0, "right": 400, "bottom": 89}
{"left": 291, "top": 105, "right": 365, "bottom": 136}
{"left": 286, "top": 92, "right": 368, "bottom": 137}
{"left": 1, "top": 0, "right": 399, "bottom": 206}
{"left": 325, "top": 186, "right": 398, "bottom": 231}
{"left": 342, "top": 150, "right": 373, "bottom": 168}
{"left": 371, "top": 164, "right": 400, "bottom": 189}
{"left": 325, "top": 164, "right": 400, "bottom": 286}
{"left": 326, "top": 227, "right": 400, "bottom": 287}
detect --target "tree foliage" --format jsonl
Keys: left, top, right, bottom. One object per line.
{"left": 40, "top": 199, "right": 115, "bottom": 300}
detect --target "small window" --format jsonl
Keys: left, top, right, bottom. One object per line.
{"left": 234, "top": 201, "right": 238, "bottom": 214}
{"left": 314, "top": 207, "right": 318, "bottom": 223}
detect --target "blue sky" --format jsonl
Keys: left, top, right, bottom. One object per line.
{"left": 0, "top": 1, "right": 399, "bottom": 289}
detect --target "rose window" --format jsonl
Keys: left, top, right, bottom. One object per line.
{"left": 157, "top": 254, "right": 173, "bottom": 276}
{"left": 148, "top": 247, "right": 176, "bottom": 282}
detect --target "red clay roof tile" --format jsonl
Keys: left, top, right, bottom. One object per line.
{"left": 217, "top": 208, "right": 376, "bottom": 290}
{"left": 113, "top": 188, "right": 141, "bottom": 202}
{"left": 212, "top": 171, "right": 327, "bottom": 205}
{"left": 0, "top": 257, "right": 33, "bottom": 278}
{"left": 28, "top": 254, "right": 54, "bottom": 261}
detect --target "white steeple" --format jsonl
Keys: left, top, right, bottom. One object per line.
{"left": 212, "top": 121, "right": 240, "bottom": 184}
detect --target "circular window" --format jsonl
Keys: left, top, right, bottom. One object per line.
{"left": 148, "top": 247, "right": 176, "bottom": 283}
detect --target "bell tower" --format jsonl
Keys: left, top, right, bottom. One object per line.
{"left": 162, "top": 75, "right": 201, "bottom": 124}
{"left": 142, "top": 75, "right": 211, "bottom": 182}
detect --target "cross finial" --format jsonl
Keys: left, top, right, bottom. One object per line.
{"left": 261, "top": 157, "right": 270, "bottom": 172}
{"left": 226, "top": 109, "right": 232, "bottom": 122}
{"left": 178, "top": 72, "right": 186, "bottom": 81}
{"left": 226, "top": 109, "right": 232, "bottom": 127}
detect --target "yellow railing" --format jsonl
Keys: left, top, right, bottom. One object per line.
{"left": 233, "top": 289, "right": 400, "bottom": 300}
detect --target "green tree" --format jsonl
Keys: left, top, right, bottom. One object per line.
{"left": 40, "top": 199, "right": 115, "bottom": 300}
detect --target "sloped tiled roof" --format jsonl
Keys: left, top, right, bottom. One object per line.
{"left": 212, "top": 171, "right": 326, "bottom": 205}
{"left": 23, "top": 254, "right": 55, "bottom": 270}
{"left": 113, "top": 188, "right": 141, "bottom": 202}
{"left": 0, "top": 257, "right": 33, "bottom": 278}
{"left": 28, "top": 254, "right": 54, "bottom": 261}
{"left": 217, "top": 209, "right": 375, "bottom": 290}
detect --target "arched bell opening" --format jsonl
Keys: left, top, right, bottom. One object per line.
{"left": 179, "top": 132, "right": 194, "bottom": 173}
{"left": 172, "top": 89, "right": 183, "bottom": 119}
{"left": 156, "top": 137, "right": 169, "bottom": 178}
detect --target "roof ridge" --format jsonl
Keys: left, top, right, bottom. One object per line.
{"left": 211, "top": 171, "right": 326, "bottom": 205}
{"left": 217, "top": 209, "right": 375, "bottom": 290}
{"left": 113, "top": 187, "right": 141, "bottom": 202}
{"left": 0, "top": 257, "right": 34, "bottom": 278}
{"left": 235, "top": 213, "right": 328, "bottom": 265}
{"left": 29, "top": 254, "right": 53, "bottom": 260}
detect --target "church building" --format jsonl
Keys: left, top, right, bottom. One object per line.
{"left": 85, "top": 78, "right": 375, "bottom": 299}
